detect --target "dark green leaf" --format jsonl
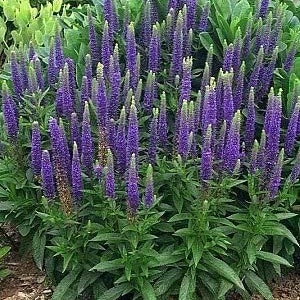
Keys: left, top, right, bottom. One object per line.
{"left": 245, "top": 271, "right": 273, "bottom": 300}
{"left": 256, "top": 251, "right": 292, "bottom": 267}
{"left": 90, "top": 259, "right": 123, "bottom": 272}
{"left": 179, "top": 270, "right": 196, "bottom": 300}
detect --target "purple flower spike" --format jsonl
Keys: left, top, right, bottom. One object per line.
{"left": 96, "top": 64, "right": 108, "bottom": 129}
{"left": 142, "top": 0, "right": 153, "bottom": 46}
{"left": 101, "top": 21, "right": 112, "bottom": 77}
{"left": 178, "top": 100, "right": 189, "bottom": 160}
{"left": 108, "top": 118, "right": 116, "bottom": 154}
{"left": 168, "top": 0, "right": 178, "bottom": 11}
{"left": 127, "top": 153, "right": 139, "bottom": 215}
{"left": 232, "top": 28, "right": 242, "bottom": 73}
{"left": 81, "top": 102, "right": 94, "bottom": 171}
{"left": 29, "top": 41, "right": 35, "bottom": 61}
{"left": 199, "top": 2, "right": 210, "bottom": 32}
{"left": 48, "top": 44, "right": 57, "bottom": 85}
{"left": 61, "top": 64, "right": 74, "bottom": 118}
{"left": 65, "top": 58, "right": 76, "bottom": 101}
{"left": 105, "top": 148, "right": 115, "bottom": 199}
{"left": 223, "top": 43, "right": 234, "bottom": 72}
{"left": 249, "top": 140, "right": 259, "bottom": 174}
{"left": 71, "top": 113, "right": 81, "bottom": 155}
{"left": 54, "top": 29, "right": 64, "bottom": 72}
{"left": 264, "top": 92, "right": 282, "bottom": 173}
{"left": 148, "top": 108, "right": 159, "bottom": 164}
{"left": 179, "top": 57, "right": 193, "bottom": 107}
{"left": 72, "top": 142, "right": 83, "bottom": 203}
{"left": 285, "top": 100, "right": 300, "bottom": 156}
{"left": 126, "top": 99, "right": 139, "bottom": 165}
{"left": 248, "top": 46, "right": 264, "bottom": 92}
{"left": 104, "top": 0, "right": 118, "bottom": 37}
{"left": 28, "top": 66, "right": 38, "bottom": 94}
{"left": 215, "top": 120, "right": 227, "bottom": 162}
{"left": 222, "top": 72, "right": 234, "bottom": 125}
{"left": 170, "top": 10, "right": 183, "bottom": 79}
{"left": 290, "top": 148, "right": 300, "bottom": 183}
{"left": 31, "top": 121, "right": 42, "bottom": 176}
{"left": 284, "top": 44, "right": 298, "bottom": 73}
{"left": 33, "top": 56, "right": 44, "bottom": 91}
{"left": 84, "top": 54, "right": 93, "bottom": 98}
{"left": 19, "top": 51, "right": 28, "bottom": 92}
{"left": 158, "top": 92, "right": 168, "bottom": 147}
{"left": 116, "top": 107, "right": 127, "bottom": 174}
{"left": 143, "top": 71, "right": 156, "bottom": 113}
{"left": 94, "top": 160, "right": 102, "bottom": 180}
{"left": 257, "top": 129, "right": 266, "bottom": 170}
{"left": 148, "top": 24, "right": 161, "bottom": 73}
{"left": 80, "top": 76, "right": 89, "bottom": 114}
{"left": 233, "top": 62, "right": 245, "bottom": 109}
{"left": 201, "top": 85, "right": 217, "bottom": 132}
{"left": 201, "top": 62, "right": 210, "bottom": 96}
{"left": 108, "top": 44, "right": 121, "bottom": 118}
{"left": 187, "top": 0, "right": 196, "bottom": 30}
{"left": 223, "top": 110, "right": 241, "bottom": 173}
{"left": 2, "top": 82, "right": 18, "bottom": 140}
{"left": 41, "top": 150, "right": 55, "bottom": 199}
{"left": 258, "top": 0, "right": 269, "bottom": 18}
{"left": 88, "top": 10, "right": 100, "bottom": 65}
{"left": 200, "top": 124, "right": 213, "bottom": 185}
{"left": 10, "top": 51, "right": 23, "bottom": 96}
{"left": 145, "top": 164, "right": 154, "bottom": 207}
{"left": 126, "top": 23, "right": 137, "bottom": 88}
{"left": 268, "top": 148, "right": 284, "bottom": 199}
{"left": 245, "top": 87, "right": 256, "bottom": 149}
{"left": 194, "top": 91, "right": 202, "bottom": 132}
{"left": 166, "top": 9, "right": 175, "bottom": 44}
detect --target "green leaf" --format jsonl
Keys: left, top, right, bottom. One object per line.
{"left": 0, "top": 201, "right": 14, "bottom": 211}
{"left": 232, "top": 0, "right": 251, "bottom": 19}
{"left": 245, "top": 271, "right": 273, "bottom": 300}
{"left": 218, "top": 280, "right": 233, "bottom": 298}
{"left": 154, "top": 269, "right": 182, "bottom": 296}
{"left": 0, "top": 246, "right": 10, "bottom": 259}
{"left": 275, "top": 213, "right": 297, "bottom": 220}
{"left": 199, "top": 33, "right": 221, "bottom": 59}
{"left": 99, "top": 283, "right": 132, "bottom": 300}
{"left": 90, "top": 259, "right": 123, "bottom": 272}
{"left": 141, "top": 281, "right": 157, "bottom": 300}
{"left": 53, "top": 0, "right": 63, "bottom": 12}
{"left": 0, "top": 268, "right": 11, "bottom": 279}
{"left": 179, "top": 270, "right": 196, "bottom": 300}
{"left": 32, "top": 231, "right": 46, "bottom": 270}
{"left": 264, "top": 223, "right": 299, "bottom": 246}
{"left": 168, "top": 213, "right": 192, "bottom": 222}
{"left": 90, "top": 233, "right": 124, "bottom": 242}
{"left": 204, "top": 254, "right": 244, "bottom": 291}
{"left": 51, "top": 268, "right": 81, "bottom": 300}
{"left": 256, "top": 251, "right": 292, "bottom": 267}
{"left": 77, "top": 271, "right": 99, "bottom": 294}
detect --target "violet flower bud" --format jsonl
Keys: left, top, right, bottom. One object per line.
{"left": 127, "top": 153, "right": 139, "bottom": 215}
{"left": 33, "top": 56, "right": 44, "bottom": 91}
{"left": 170, "top": 11, "right": 183, "bottom": 79}
{"left": 28, "top": 65, "right": 38, "bottom": 94}
{"left": 166, "top": 9, "right": 175, "bottom": 44}
{"left": 223, "top": 110, "right": 241, "bottom": 173}
{"left": 248, "top": 46, "right": 264, "bottom": 92}
{"left": 179, "top": 57, "right": 193, "bottom": 107}
{"left": 194, "top": 91, "right": 202, "bottom": 132}
{"left": 96, "top": 64, "right": 108, "bottom": 129}
{"left": 258, "top": 0, "right": 270, "bottom": 18}
{"left": 18, "top": 50, "right": 28, "bottom": 92}
{"left": 126, "top": 99, "right": 139, "bottom": 165}
{"left": 158, "top": 92, "right": 168, "bottom": 147}
{"left": 10, "top": 51, "right": 23, "bottom": 96}
{"left": 126, "top": 23, "right": 137, "bottom": 88}
{"left": 215, "top": 120, "right": 227, "bottom": 163}
{"left": 71, "top": 113, "right": 81, "bottom": 155}
{"left": 232, "top": 28, "right": 242, "bottom": 73}
{"left": 48, "top": 44, "right": 57, "bottom": 85}
{"left": 148, "top": 24, "right": 161, "bottom": 73}
{"left": 88, "top": 10, "right": 100, "bottom": 65}
{"left": 54, "top": 29, "right": 64, "bottom": 71}
{"left": 148, "top": 108, "right": 159, "bottom": 164}
{"left": 284, "top": 43, "right": 298, "bottom": 73}
{"left": 105, "top": 148, "right": 115, "bottom": 198}
{"left": 222, "top": 72, "right": 234, "bottom": 125}
{"left": 101, "top": 20, "right": 112, "bottom": 77}
{"left": 116, "top": 106, "right": 127, "bottom": 174}
{"left": 72, "top": 142, "right": 83, "bottom": 203}
{"left": 1, "top": 82, "right": 18, "bottom": 140}
{"left": 168, "top": 0, "right": 178, "bottom": 11}
{"left": 245, "top": 87, "right": 256, "bottom": 149}
{"left": 143, "top": 71, "right": 156, "bottom": 113}
{"left": 104, "top": 0, "right": 118, "bottom": 37}
{"left": 135, "top": 79, "right": 143, "bottom": 107}
{"left": 243, "top": 17, "right": 253, "bottom": 57}
{"left": 285, "top": 99, "right": 300, "bottom": 156}
{"left": 268, "top": 148, "right": 284, "bottom": 199}
{"left": 80, "top": 76, "right": 89, "bottom": 115}
{"left": 223, "top": 43, "right": 234, "bottom": 72}
{"left": 65, "top": 57, "right": 76, "bottom": 101}
{"left": 142, "top": 0, "right": 153, "bottom": 46}
{"left": 108, "top": 118, "right": 116, "bottom": 154}
{"left": 201, "top": 62, "right": 210, "bottom": 96}
{"left": 94, "top": 160, "right": 102, "bottom": 180}
{"left": 145, "top": 164, "right": 154, "bottom": 207}
{"left": 187, "top": 0, "right": 196, "bottom": 30}
{"left": 257, "top": 129, "right": 266, "bottom": 170}
{"left": 84, "top": 54, "right": 93, "bottom": 98}
{"left": 29, "top": 41, "right": 35, "bottom": 61}
{"left": 61, "top": 63, "right": 74, "bottom": 118}
{"left": 290, "top": 148, "right": 300, "bottom": 183}
{"left": 200, "top": 124, "right": 213, "bottom": 185}
{"left": 81, "top": 102, "right": 94, "bottom": 171}
{"left": 249, "top": 139, "right": 259, "bottom": 174}
{"left": 233, "top": 62, "right": 245, "bottom": 109}
{"left": 178, "top": 100, "right": 189, "bottom": 160}
{"left": 201, "top": 84, "right": 217, "bottom": 132}
{"left": 199, "top": 2, "right": 210, "bottom": 32}
{"left": 31, "top": 121, "right": 42, "bottom": 176}
{"left": 41, "top": 150, "right": 55, "bottom": 199}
